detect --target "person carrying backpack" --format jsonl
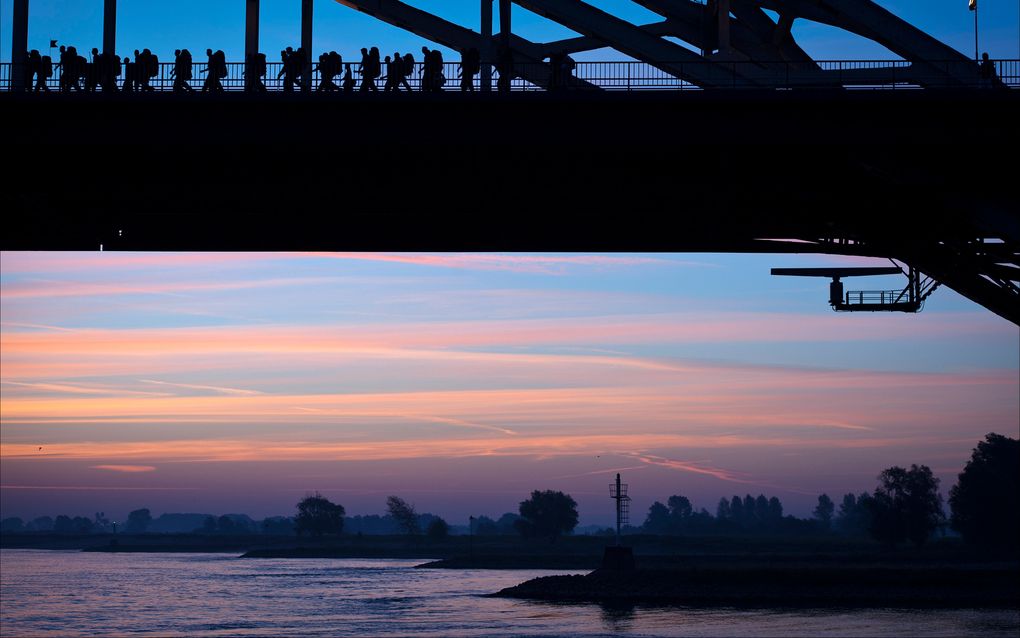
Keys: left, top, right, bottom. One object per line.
{"left": 460, "top": 47, "right": 480, "bottom": 92}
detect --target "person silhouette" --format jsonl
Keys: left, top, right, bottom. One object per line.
{"left": 402, "top": 52, "right": 415, "bottom": 90}
{"left": 249, "top": 52, "right": 268, "bottom": 92}
{"left": 421, "top": 46, "right": 434, "bottom": 92}
{"left": 67, "top": 46, "right": 83, "bottom": 91}
{"left": 202, "top": 48, "right": 216, "bottom": 92}
{"left": 979, "top": 52, "right": 997, "bottom": 88}
{"left": 279, "top": 47, "right": 298, "bottom": 92}
{"left": 111, "top": 53, "right": 123, "bottom": 92}
{"left": 212, "top": 50, "right": 227, "bottom": 91}
{"left": 33, "top": 50, "right": 53, "bottom": 92}
{"left": 294, "top": 47, "right": 308, "bottom": 91}
{"left": 431, "top": 49, "right": 445, "bottom": 91}
{"left": 460, "top": 47, "right": 480, "bottom": 92}
{"left": 395, "top": 51, "right": 411, "bottom": 91}
{"left": 383, "top": 55, "right": 396, "bottom": 91}
{"left": 139, "top": 48, "right": 157, "bottom": 91}
{"left": 25, "top": 50, "right": 39, "bottom": 92}
{"left": 342, "top": 63, "right": 356, "bottom": 92}
{"left": 100, "top": 52, "right": 120, "bottom": 93}
{"left": 369, "top": 47, "right": 382, "bottom": 90}
{"left": 58, "top": 45, "right": 70, "bottom": 91}
{"left": 496, "top": 44, "right": 513, "bottom": 93}
{"left": 173, "top": 49, "right": 195, "bottom": 93}
{"left": 359, "top": 47, "right": 378, "bottom": 92}
{"left": 123, "top": 52, "right": 137, "bottom": 92}
{"left": 85, "top": 48, "right": 100, "bottom": 92}
{"left": 316, "top": 51, "right": 339, "bottom": 92}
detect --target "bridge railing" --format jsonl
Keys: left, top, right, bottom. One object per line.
{"left": 1, "top": 59, "right": 1017, "bottom": 92}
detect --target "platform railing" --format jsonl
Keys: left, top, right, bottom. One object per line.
{"left": 1, "top": 59, "right": 1017, "bottom": 92}
{"left": 845, "top": 290, "right": 910, "bottom": 306}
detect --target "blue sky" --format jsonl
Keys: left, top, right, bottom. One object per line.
{"left": 1, "top": 0, "right": 1018, "bottom": 63}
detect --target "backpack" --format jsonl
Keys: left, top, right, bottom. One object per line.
{"left": 149, "top": 54, "right": 159, "bottom": 78}
{"left": 42, "top": 56, "right": 53, "bottom": 78}
{"left": 214, "top": 51, "right": 227, "bottom": 79}
{"left": 256, "top": 53, "right": 267, "bottom": 77}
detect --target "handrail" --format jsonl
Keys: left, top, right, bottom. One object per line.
{"left": 1, "top": 59, "right": 1017, "bottom": 92}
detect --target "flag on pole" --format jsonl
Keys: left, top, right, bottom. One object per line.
{"left": 969, "top": 0, "right": 976, "bottom": 10}
{"left": 49, "top": 40, "right": 58, "bottom": 48}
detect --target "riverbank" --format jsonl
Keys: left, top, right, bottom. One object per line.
{"left": 493, "top": 564, "right": 1020, "bottom": 609}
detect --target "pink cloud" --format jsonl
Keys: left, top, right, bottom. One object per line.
{"left": 0, "top": 252, "right": 692, "bottom": 277}
{"left": 0, "top": 276, "right": 343, "bottom": 300}
{"left": 91, "top": 465, "right": 157, "bottom": 473}
{"left": 310, "top": 253, "right": 702, "bottom": 273}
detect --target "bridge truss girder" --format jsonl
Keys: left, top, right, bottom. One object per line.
{"left": 330, "top": 0, "right": 982, "bottom": 89}
{"left": 333, "top": 0, "right": 600, "bottom": 90}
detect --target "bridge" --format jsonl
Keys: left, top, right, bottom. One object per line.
{"left": 2, "top": 1, "right": 1018, "bottom": 325}
{"left": 5, "top": 0, "right": 1016, "bottom": 92}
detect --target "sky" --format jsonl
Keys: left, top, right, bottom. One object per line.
{"left": 1, "top": 251, "right": 1017, "bottom": 526}
{"left": 1, "top": 0, "right": 1018, "bottom": 64}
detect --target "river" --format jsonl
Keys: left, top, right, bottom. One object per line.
{"left": 1, "top": 550, "right": 1017, "bottom": 637}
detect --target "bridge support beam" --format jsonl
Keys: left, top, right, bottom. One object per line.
{"left": 301, "top": 0, "right": 313, "bottom": 92}
{"left": 512, "top": 0, "right": 755, "bottom": 87}
{"left": 499, "top": 0, "right": 512, "bottom": 49}
{"left": 103, "top": 0, "right": 117, "bottom": 55}
{"left": 481, "top": 0, "right": 493, "bottom": 92}
{"left": 717, "top": 0, "right": 730, "bottom": 52}
{"left": 11, "top": 0, "right": 29, "bottom": 91}
{"left": 246, "top": 0, "right": 260, "bottom": 91}
{"left": 332, "top": 0, "right": 601, "bottom": 90}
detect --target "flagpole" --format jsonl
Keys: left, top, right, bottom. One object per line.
{"left": 973, "top": 3, "right": 979, "bottom": 61}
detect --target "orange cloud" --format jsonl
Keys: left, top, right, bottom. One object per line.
{"left": 90, "top": 465, "right": 157, "bottom": 473}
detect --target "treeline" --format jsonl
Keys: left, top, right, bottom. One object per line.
{"left": 3, "top": 433, "right": 1015, "bottom": 549}
{"left": 640, "top": 433, "right": 1018, "bottom": 549}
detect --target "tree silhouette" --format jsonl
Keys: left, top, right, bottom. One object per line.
{"left": 54, "top": 515, "right": 74, "bottom": 533}
{"left": 125, "top": 508, "right": 152, "bottom": 534}
{"left": 643, "top": 501, "right": 671, "bottom": 534}
{"left": 426, "top": 517, "right": 449, "bottom": 539}
{"left": 386, "top": 496, "right": 420, "bottom": 535}
{"left": 515, "top": 489, "right": 579, "bottom": 541}
{"left": 868, "top": 465, "right": 943, "bottom": 547}
{"left": 715, "top": 497, "right": 731, "bottom": 520}
{"left": 835, "top": 492, "right": 873, "bottom": 536}
{"left": 949, "top": 433, "right": 1020, "bottom": 547}
{"left": 294, "top": 492, "right": 345, "bottom": 537}
{"left": 667, "top": 494, "right": 693, "bottom": 521}
{"left": 767, "top": 496, "right": 783, "bottom": 522}
{"left": 814, "top": 494, "right": 835, "bottom": 530}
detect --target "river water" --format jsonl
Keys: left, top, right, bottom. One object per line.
{"left": 1, "top": 550, "right": 1017, "bottom": 637}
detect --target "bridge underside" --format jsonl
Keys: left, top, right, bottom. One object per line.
{"left": 4, "top": 89, "right": 1018, "bottom": 324}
